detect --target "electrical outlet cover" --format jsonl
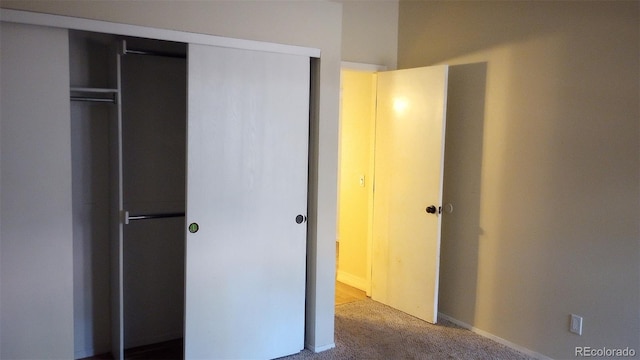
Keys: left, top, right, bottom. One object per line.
{"left": 570, "top": 314, "right": 583, "bottom": 335}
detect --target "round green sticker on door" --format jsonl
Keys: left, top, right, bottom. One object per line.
{"left": 188, "top": 223, "right": 199, "bottom": 233}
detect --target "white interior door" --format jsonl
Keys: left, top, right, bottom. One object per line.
{"left": 185, "top": 44, "right": 310, "bottom": 359}
{"left": 371, "top": 65, "right": 448, "bottom": 324}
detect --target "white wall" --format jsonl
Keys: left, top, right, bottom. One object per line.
{"left": 398, "top": 1, "right": 640, "bottom": 358}
{"left": 0, "top": 0, "right": 343, "bottom": 354}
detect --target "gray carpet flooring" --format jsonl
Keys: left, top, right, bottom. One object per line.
{"left": 282, "top": 299, "right": 535, "bottom": 360}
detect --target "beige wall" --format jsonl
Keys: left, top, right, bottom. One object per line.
{"left": 340, "top": 0, "right": 398, "bottom": 69}
{"left": 398, "top": 1, "right": 639, "bottom": 358}
{"left": 0, "top": 0, "right": 342, "bottom": 352}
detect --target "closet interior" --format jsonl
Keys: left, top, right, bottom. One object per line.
{"left": 70, "top": 30, "right": 187, "bottom": 359}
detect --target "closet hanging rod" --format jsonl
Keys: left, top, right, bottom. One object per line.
{"left": 121, "top": 39, "right": 186, "bottom": 59}
{"left": 124, "top": 211, "right": 185, "bottom": 224}
{"left": 70, "top": 87, "right": 118, "bottom": 94}
{"left": 70, "top": 96, "right": 116, "bottom": 103}
{"left": 123, "top": 48, "right": 187, "bottom": 59}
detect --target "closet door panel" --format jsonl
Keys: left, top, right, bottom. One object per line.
{"left": 185, "top": 45, "right": 310, "bottom": 359}
{"left": 0, "top": 22, "right": 74, "bottom": 359}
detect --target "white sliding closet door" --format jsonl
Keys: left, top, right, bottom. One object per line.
{"left": 185, "top": 45, "right": 310, "bottom": 359}
{"left": 0, "top": 22, "right": 74, "bottom": 359}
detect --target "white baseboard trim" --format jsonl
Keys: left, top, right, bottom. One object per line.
{"left": 336, "top": 270, "right": 367, "bottom": 291}
{"left": 305, "top": 341, "right": 336, "bottom": 353}
{"left": 438, "top": 312, "right": 553, "bottom": 360}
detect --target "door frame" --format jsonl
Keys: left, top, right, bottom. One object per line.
{"left": 338, "top": 61, "right": 386, "bottom": 296}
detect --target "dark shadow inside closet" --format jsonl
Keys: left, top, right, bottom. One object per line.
{"left": 70, "top": 30, "right": 187, "bottom": 360}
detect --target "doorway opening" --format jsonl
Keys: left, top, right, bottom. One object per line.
{"left": 335, "top": 63, "right": 449, "bottom": 326}
{"left": 335, "top": 64, "right": 383, "bottom": 306}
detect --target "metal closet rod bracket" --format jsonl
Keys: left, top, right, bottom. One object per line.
{"left": 123, "top": 210, "right": 186, "bottom": 225}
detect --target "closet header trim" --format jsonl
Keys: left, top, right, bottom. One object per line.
{"left": 0, "top": 9, "right": 321, "bottom": 58}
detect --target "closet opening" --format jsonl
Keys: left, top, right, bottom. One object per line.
{"left": 70, "top": 30, "right": 187, "bottom": 359}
